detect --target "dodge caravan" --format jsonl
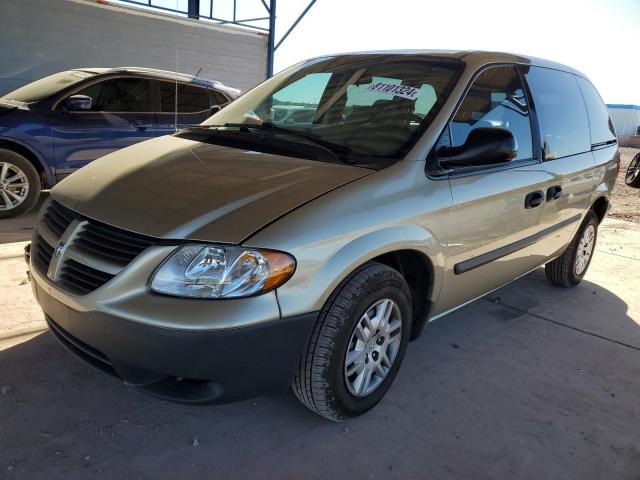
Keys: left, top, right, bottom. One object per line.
{"left": 27, "top": 51, "right": 618, "bottom": 421}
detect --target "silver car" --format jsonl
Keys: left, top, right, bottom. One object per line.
{"left": 27, "top": 51, "right": 618, "bottom": 420}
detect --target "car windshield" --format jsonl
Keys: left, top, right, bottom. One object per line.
{"left": 1, "top": 70, "right": 96, "bottom": 103}
{"left": 202, "top": 54, "right": 462, "bottom": 165}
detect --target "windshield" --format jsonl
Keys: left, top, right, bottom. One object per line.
{"left": 1, "top": 70, "right": 96, "bottom": 103}
{"left": 202, "top": 54, "right": 462, "bottom": 164}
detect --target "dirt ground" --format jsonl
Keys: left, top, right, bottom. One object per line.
{"left": 610, "top": 147, "right": 640, "bottom": 223}
{"left": 1, "top": 151, "right": 640, "bottom": 479}
{"left": 1, "top": 218, "right": 639, "bottom": 479}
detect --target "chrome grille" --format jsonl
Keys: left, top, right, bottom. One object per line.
{"left": 32, "top": 234, "right": 54, "bottom": 276}
{"left": 75, "top": 221, "right": 153, "bottom": 267}
{"left": 31, "top": 199, "right": 155, "bottom": 295}
{"left": 58, "top": 258, "right": 116, "bottom": 295}
{"left": 42, "top": 199, "right": 74, "bottom": 238}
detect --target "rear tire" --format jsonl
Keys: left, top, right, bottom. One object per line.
{"left": 0, "top": 149, "right": 41, "bottom": 219}
{"left": 626, "top": 153, "right": 640, "bottom": 188}
{"left": 292, "top": 262, "right": 412, "bottom": 421}
{"left": 545, "top": 210, "right": 598, "bottom": 287}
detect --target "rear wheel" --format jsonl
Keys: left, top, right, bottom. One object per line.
{"left": 293, "top": 262, "right": 412, "bottom": 421}
{"left": 545, "top": 210, "right": 598, "bottom": 287}
{"left": 0, "top": 149, "right": 40, "bottom": 219}
{"left": 626, "top": 153, "right": 640, "bottom": 188}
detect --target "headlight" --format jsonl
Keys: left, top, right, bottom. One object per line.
{"left": 150, "top": 244, "right": 295, "bottom": 299}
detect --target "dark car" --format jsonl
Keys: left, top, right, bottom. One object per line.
{"left": 0, "top": 67, "right": 240, "bottom": 217}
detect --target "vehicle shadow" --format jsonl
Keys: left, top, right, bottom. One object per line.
{"left": 0, "top": 191, "right": 48, "bottom": 244}
{"left": 1, "top": 270, "right": 639, "bottom": 479}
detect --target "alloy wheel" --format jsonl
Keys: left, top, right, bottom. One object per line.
{"left": 0, "top": 162, "right": 29, "bottom": 211}
{"left": 344, "top": 298, "right": 402, "bottom": 397}
{"left": 575, "top": 224, "right": 595, "bottom": 276}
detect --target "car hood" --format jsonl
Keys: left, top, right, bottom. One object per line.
{"left": 52, "top": 135, "right": 372, "bottom": 243}
{"left": 0, "top": 100, "right": 20, "bottom": 114}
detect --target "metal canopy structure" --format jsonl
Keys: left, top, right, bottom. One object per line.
{"left": 113, "top": 0, "right": 318, "bottom": 77}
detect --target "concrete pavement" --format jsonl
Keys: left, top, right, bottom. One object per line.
{"left": 0, "top": 217, "right": 639, "bottom": 479}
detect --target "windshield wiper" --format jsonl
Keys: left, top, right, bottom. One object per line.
{"left": 215, "top": 122, "right": 356, "bottom": 164}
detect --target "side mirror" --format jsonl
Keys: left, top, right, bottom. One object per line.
{"left": 209, "top": 104, "right": 222, "bottom": 113}
{"left": 64, "top": 95, "right": 92, "bottom": 111}
{"left": 438, "top": 127, "right": 517, "bottom": 169}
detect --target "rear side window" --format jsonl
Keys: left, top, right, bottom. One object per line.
{"left": 75, "top": 78, "right": 152, "bottom": 112}
{"left": 576, "top": 77, "right": 616, "bottom": 146}
{"left": 450, "top": 65, "right": 533, "bottom": 161}
{"left": 524, "top": 67, "right": 590, "bottom": 160}
{"left": 209, "top": 90, "right": 229, "bottom": 106}
{"left": 160, "top": 83, "right": 211, "bottom": 113}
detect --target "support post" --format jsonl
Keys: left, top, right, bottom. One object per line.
{"left": 187, "top": 0, "right": 199, "bottom": 19}
{"left": 266, "top": 0, "right": 276, "bottom": 78}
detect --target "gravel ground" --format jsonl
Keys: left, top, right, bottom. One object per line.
{"left": 610, "top": 147, "right": 640, "bottom": 223}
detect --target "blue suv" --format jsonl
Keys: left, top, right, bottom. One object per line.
{"left": 0, "top": 67, "right": 240, "bottom": 217}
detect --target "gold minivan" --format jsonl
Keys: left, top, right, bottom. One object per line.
{"left": 27, "top": 51, "right": 618, "bottom": 421}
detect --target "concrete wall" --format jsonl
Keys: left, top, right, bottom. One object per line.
{"left": 623, "top": 136, "right": 640, "bottom": 148}
{"left": 608, "top": 105, "right": 640, "bottom": 137}
{"left": 0, "top": 0, "right": 267, "bottom": 96}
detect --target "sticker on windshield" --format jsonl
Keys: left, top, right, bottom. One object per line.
{"left": 367, "top": 83, "right": 422, "bottom": 101}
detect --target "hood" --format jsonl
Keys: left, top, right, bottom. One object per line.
{"left": 52, "top": 135, "right": 372, "bottom": 243}
{"left": 0, "top": 99, "right": 21, "bottom": 114}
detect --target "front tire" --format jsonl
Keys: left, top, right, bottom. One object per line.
{"left": 0, "top": 149, "right": 41, "bottom": 219}
{"left": 545, "top": 210, "right": 598, "bottom": 287}
{"left": 293, "top": 262, "right": 412, "bottom": 421}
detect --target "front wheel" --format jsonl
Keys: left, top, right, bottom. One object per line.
{"left": 545, "top": 210, "right": 598, "bottom": 287}
{"left": 0, "top": 149, "right": 41, "bottom": 219}
{"left": 293, "top": 262, "right": 412, "bottom": 421}
{"left": 626, "top": 153, "right": 640, "bottom": 188}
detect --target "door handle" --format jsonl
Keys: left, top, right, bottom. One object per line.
{"left": 130, "top": 120, "right": 152, "bottom": 131}
{"left": 524, "top": 190, "right": 545, "bottom": 209}
{"left": 546, "top": 185, "right": 563, "bottom": 201}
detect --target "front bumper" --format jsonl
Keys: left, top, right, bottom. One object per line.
{"left": 30, "top": 259, "right": 317, "bottom": 404}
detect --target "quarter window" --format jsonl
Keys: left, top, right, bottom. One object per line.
{"left": 450, "top": 66, "right": 533, "bottom": 161}
{"left": 75, "top": 78, "right": 152, "bottom": 112}
{"left": 160, "top": 83, "right": 212, "bottom": 113}
{"left": 524, "top": 67, "right": 590, "bottom": 159}
{"left": 576, "top": 76, "right": 616, "bottom": 145}
{"left": 210, "top": 90, "right": 229, "bottom": 106}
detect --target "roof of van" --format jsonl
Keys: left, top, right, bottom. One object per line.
{"left": 317, "top": 50, "right": 587, "bottom": 77}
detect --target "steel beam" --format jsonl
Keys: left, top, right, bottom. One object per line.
{"left": 274, "top": 0, "right": 317, "bottom": 51}
{"left": 266, "top": 0, "right": 277, "bottom": 78}
{"left": 187, "top": 0, "right": 199, "bottom": 19}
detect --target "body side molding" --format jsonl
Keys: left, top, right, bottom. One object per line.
{"left": 454, "top": 214, "right": 582, "bottom": 275}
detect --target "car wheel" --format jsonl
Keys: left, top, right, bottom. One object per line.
{"left": 293, "top": 261, "right": 412, "bottom": 421}
{"left": 625, "top": 153, "right": 640, "bottom": 188}
{"left": 0, "top": 149, "right": 41, "bottom": 219}
{"left": 545, "top": 210, "right": 598, "bottom": 287}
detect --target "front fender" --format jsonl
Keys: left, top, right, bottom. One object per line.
{"left": 244, "top": 160, "right": 451, "bottom": 320}
{"left": 273, "top": 224, "right": 445, "bottom": 319}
